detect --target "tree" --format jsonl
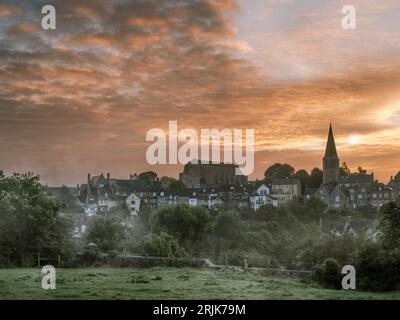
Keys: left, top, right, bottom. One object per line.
{"left": 161, "top": 176, "right": 185, "bottom": 189}
{"left": 357, "top": 166, "right": 367, "bottom": 174}
{"left": 315, "top": 258, "right": 341, "bottom": 289}
{"left": 0, "top": 171, "right": 74, "bottom": 266}
{"left": 213, "top": 211, "right": 243, "bottom": 251}
{"left": 160, "top": 176, "right": 174, "bottom": 188}
{"left": 308, "top": 168, "right": 323, "bottom": 188}
{"left": 150, "top": 205, "right": 211, "bottom": 252}
{"left": 339, "top": 162, "right": 351, "bottom": 176}
{"left": 86, "top": 215, "right": 125, "bottom": 253}
{"left": 355, "top": 241, "right": 400, "bottom": 291}
{"left": 303, "top": 197, "right": 327, "bottom": 222}
{"left": 138, "top": 232, "right": 186, "bottom": 258}
{"left": 138, "top": 171, "right": 158, "bottom": 182}
{"left": 293, "top": 169, "right": 309, "bottom": 192}
{"left": 264, "top": 163, "right": 294, "bottom": 182}
{"left": 379, "top": 201, "right": 400, "bottom": 250}
{"left": 355, "top": 204, "right": 378, "bottom": 219}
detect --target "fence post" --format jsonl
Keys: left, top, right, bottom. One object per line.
{"left": 58, "top": 254, "right": 61, "bottom": 265}
{"left": 37, "top": 252, "right": 40, "bottom": 267}
{"left": 311, "top": 264, "right": 314, "bottom": 281}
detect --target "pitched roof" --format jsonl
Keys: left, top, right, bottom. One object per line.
{"left": 324, "top": 123, "right": 338, "bottom": 159}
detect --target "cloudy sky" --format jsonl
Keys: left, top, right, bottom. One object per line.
{"left": 1, "top": 0, "right": 400, "bottom": 186}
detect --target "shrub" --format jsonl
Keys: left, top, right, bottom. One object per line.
{"left": 315, "top": 258, "right": 341, "bottom": 289}
{"left": 138, "top": 232, "right": 186, "bottom": 258}
{"left": 86, "top": 215, "right": 125, "bottom": 253}
{"left": 355, "top": 242, "right": 400, "bottom": 291}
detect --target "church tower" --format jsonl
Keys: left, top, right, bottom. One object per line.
{"left": 323, "top": 123, "right": 339, "bottom": 185}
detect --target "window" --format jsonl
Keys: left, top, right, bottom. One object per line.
{"left": 131, "top": 200, "right": 136, "bottom": 205}
{"left": 335, "top": 196, "right": 340, "bottom": 202}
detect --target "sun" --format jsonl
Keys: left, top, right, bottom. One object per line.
{"left": 349, "top": 134, "right": 361, "bottom": 145}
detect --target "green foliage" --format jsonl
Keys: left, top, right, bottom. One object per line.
{"left": 138, "top": 232, "right": 186, "bottom": 258}
{"left": 86, "top": 215, "right": 125, "bottom": 253}
{"left": 169, "top": 180, "right": 185, "bottom": 189}
{"left": 150, "top": 205, "right": 211, "bottom": 252}
{"left": 339, "top": 162, "right": 351, "bottom": 177}
{"left": 355, "top": 204, "right": 378, "bottom": 219}
{"left": 160, "top": 176, "right": 185, "bottom": 189}
{"left": 138, "top": 171, "right": 158, "bottom": 182}
{"left": 212, "top": 211, "right": 244, "bottom": 255}
{"left": 354, "top": 241, "right": 400, "bottom": 291}
{"left": 0, "top": 171, "right": 74, "bottom": 266}
{"left": 213, "top": 211, "right": 243, "bottom": 245}
{"left": 293, "top": 169, "right": 309, "bottom": 191}
{"left": 379, "top": 201, "right": 400, "bottom": 250}
{"left": 48, "top": 185, "right": 83, "bottom": 213}
{"left": 308, "top": 168, "right": 323, "bottom": 188}
{"left": 296, "top": 235, "right": 355, "bottom": 269}
{"left": 315, "top": 258, "right": 341, "bottom": 289}
{"left": 264, "top": 163, "right": 294, "bottom": 182}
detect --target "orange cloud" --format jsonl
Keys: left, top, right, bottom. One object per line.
{"left": 0, "top": 4, "right": 22, "bottom": 17}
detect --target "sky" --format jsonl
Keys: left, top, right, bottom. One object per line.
{"left": 1, "top": 0, "right": 400, "bottom": 186}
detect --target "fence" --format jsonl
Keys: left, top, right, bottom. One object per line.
{"left": 36, "top": 253, "right": 62, "bottom": 267}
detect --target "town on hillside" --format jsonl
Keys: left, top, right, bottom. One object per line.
{"left": 58, "top": 124, "right": 400, "bottom": 219}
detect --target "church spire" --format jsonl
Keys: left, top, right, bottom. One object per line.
{"left": 324, "top": 123, "right": 338, "bottom": 158}
{"left": 323, "top": 123, "right": 339, "bottom": 185}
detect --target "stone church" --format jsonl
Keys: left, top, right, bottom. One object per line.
{"left": 315, "top": 124, "right": 398, "bottom": 208}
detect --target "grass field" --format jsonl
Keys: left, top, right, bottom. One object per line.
{"left": 0, "top": 267, "right": 399, "bottom": 300}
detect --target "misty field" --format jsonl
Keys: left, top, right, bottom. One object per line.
{"left": 0, "top": 267, "right": 399, "bottom": 300}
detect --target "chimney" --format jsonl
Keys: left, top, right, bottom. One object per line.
{"left": 130, "top": 174, "right": 133, "bottom": 181}
{"left": 107, "top": 173, "right": 110, "bottom": 184}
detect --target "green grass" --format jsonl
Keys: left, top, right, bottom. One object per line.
{"left": 0, "top": 267, "right": 399, "bottom": 300}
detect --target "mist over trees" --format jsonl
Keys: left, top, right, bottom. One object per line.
{"left": 1, "top": 168, "right": 400, "bottom": 291}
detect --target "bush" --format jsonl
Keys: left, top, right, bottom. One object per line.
{"left": 150, "top": 204, "right": 211, "bottom": 252}
{"left": 138, "top": 232, "right": 186, "bottom": 258}
{"left": 86, "top": 215, "right": 125, "bottom": 253}
{"left": 0, "top": 171, "right": 74, "bottom": 266}
{"left": 315, "top": 258, "right": 341, "bottom": 289}
{"left": 355, "top": 242, "right": 400, "bottom": 291}
{"left": 81, "top": 243, "right": 100, "bottom": 266}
